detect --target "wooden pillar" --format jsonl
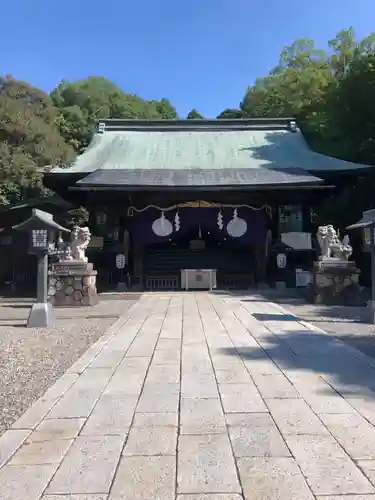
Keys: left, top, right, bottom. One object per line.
{"left": 133, "top": 244, "right": 143, "bottom": 288}
{"left": 253, "top": 244, "right": 266, "bottom": 283}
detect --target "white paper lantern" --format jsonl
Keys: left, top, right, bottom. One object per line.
{"left": 152, "top": 212, "right": 173, "bottom": 237}
{"left": 226, "top": 208, "right": 247, "bottom": 238}
{"left": 116, "top": 253, "right": 126, "bottom": 269}
{"left": 276, "top": 253, "right": 287, "bottom": 269}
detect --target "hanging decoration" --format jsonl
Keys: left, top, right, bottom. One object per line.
{"left": 197, "top": 201, "right": 202, "bottom": 239}
{"left": 174, "top": 211, "right": 180, "bottom": 232}
{"left": 265, "top": 229, "right": 272, "bottom": 258}
{"left": 217, "top": 209, "right": 224, "bottom": 230}
{"left": 226, "top": 208, "right": 247, "bottom": 238}
{"left": 152, "top": 212, "right": 173, "bottom": 237}
{"left": 310, "top": 207, "right": 317, "bottom": 223}
{"left": 127, "top": 201, "right": 272, "bottom": 218}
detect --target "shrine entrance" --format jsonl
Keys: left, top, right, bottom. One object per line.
{"left": 128, "top": 201, "right": 272, "bottom": 290}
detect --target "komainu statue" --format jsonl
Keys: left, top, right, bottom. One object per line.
{"left": 69, "top": 226, "right": 91, "bottom": 262}
{"left": 316, "top": 225, "right": 352, "bottom": 261}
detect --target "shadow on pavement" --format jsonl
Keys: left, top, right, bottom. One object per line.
{"left": 252, "top": 312, "right": 302, "bottom": 322}
{"left": 221, "top": 325, "right": 375, "bottom": 398}
{"left": 254, "top": 289, "right": 371, "bottom": 322}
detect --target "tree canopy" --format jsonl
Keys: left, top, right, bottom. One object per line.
{"left": 216, "top": 109, "right": 244, "bottom": 119}
{"left": 51, "top": 77, "right": 178, "bottom": 152}
{"left": 0, "top": 76, "right": 178, "bottom": 211}
{"left": 237, "top": 29, "right": 375, "bottom": 165}
{"left": 186, "top": 109, "right": 204, "bottom": 119}
{"left": 0, "top": 76, "right": 75, "bottom": 206}
{"left": 222, "top": 27, "right": 375, "bottom": 227}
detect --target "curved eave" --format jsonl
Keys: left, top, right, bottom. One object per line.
{"left": 309, "top": 166, "right": 375, "bottom": 175}
{"left": 69, "top": 185, "right": 334, "bottom": 192}
{"left": 73, "top": 165, "right": 324, "bottom": 190}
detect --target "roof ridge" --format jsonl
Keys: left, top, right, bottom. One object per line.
{"left": 97, "top": 118, "right": 298, "bottom": 133}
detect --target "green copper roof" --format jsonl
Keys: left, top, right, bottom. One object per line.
{"left": 51, "top": 118, "right": 371, "bottom": 175}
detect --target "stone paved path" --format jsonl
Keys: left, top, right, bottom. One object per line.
{"left": 2, "top": 292, "right": 375, "bottom": 499}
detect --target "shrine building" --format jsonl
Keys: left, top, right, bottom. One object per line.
{"left": 44, "top": 118, "right": 373, "bottom": 291}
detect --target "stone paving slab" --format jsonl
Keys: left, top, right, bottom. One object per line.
{"left": 43, "top": 495, "right": 108, "bottom": 500}
{"left": 180, "top": 397, "right": 226, "bottom": 434}
{"left": 177, "top": 433, "right": 241, "bottom": 494}
{"left": 0, "top": 464, "right": 58, "bottom": 500}
{"left": 238, "top": 456, "right": 315, "bottom": 500}
{"left": 316, "top": 496, "right": 375, "bottom": 500}
{"left": 283, "top": 433, "right": 375, "bottom": 495}
{"left": 176, "top": 495, "right": 243, "bottom": 500}
{"left": 226, "top": 413, "right": 290, "bottom": 458}
{"left": 2, "top": 292, "right": 375, "bottom": 499}
{"left": 110, "top": 455, "right": 176, "bottom": 500}
{"left": 46, "top": 435, "right": 124, "bottom": 495}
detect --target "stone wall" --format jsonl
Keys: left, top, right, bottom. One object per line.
{"left": 306, "top": 261, "right": 361, "bottom": 306}
{"left": 48, "top": 262, "right": 99, "bottom": 307}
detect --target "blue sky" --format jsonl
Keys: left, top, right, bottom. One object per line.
{"left": 1, "top": 0, "right": 374, "bottom": 117}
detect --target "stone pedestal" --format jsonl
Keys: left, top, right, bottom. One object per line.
{"left": 48, "top": 261, "right": 99, "bottom": 307}
{"left": 27, "top": 302, "right": 55, "bottom": 328}
{"left": 307, "top": 260, "right": 361, "bottom": 306}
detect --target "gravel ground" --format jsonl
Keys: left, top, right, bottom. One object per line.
{"left": 0, "top": 295, "right": 139, "bottom": 436}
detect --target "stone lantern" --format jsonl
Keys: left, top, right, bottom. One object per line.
{"left": 13, "top": 209, "right": 70, "bottom": 328}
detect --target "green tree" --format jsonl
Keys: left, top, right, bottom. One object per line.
{"left": 51, "top": 77, "right": 178, "bottom": 152}
{"left": 0, "top": 75, "right": 74, "bottom": 206}
{"left": 186, "top": 109, "right": 204, "bottom": 119}
{"left": 148, "top": 98, "right": 178, "bottom": 119}
{"left": 272, "top": 38, "right": 327, "bottom": 76}
{"left": 236, "top": 28, "right": 375, "bottom": 227}
{"left": 57, "top": 206, "right": 89, "bottom": 228}
{"left": 301, "top": 31, "right": 375, "bottom": 161}
{"left": 217, "top": 109, "right": 244, "bottom": 119}
{"left": 241, "top": 38, "right": 331, "bottom": 120}
{"left": 328, "top": 27, "right": 358, "bottom": 77}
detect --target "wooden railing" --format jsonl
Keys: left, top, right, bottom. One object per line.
{"left": 145, "top": 276, "right": 180, "bottom": 290}
{"left": 218, "top": 273, "right": 254, "bottom": 289}
{"left": 144, "top": 273, "right": 254, "bottom": 290}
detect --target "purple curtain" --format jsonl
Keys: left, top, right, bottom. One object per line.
{"left": 130, "top": 207, "right": 268, "bottom": 246}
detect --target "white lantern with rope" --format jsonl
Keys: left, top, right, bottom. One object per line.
{"left": 152, "top": 212, "right": 173, "bottom": 237}
{"left": 226, "top": 209, "right": 247, "bottom": 238}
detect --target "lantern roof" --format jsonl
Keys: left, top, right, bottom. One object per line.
{"left": 12, "top": 209, "right": 70, "bottom": 233}
{"left": 347, "top": 209, "right": 375, "bottom": 230}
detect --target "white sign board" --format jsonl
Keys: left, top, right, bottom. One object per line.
{"left": 296, "top": 269, "right": 312, "bottom": 287}
{"left": 281, "top": 232, "right": 312, "bottom": 250}
{"left": 276, "top": 253, "right": 287, "bottom": 269}
{"left": 116, "top": 254, "right": 126, "bottom": 269}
